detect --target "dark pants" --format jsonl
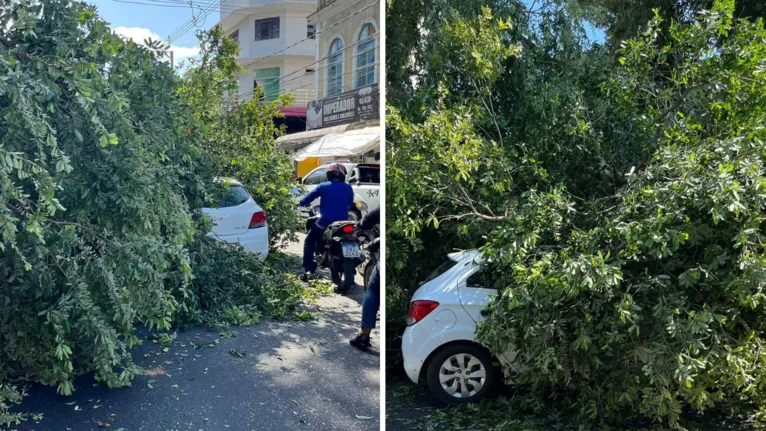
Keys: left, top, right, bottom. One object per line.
{"left": 361, "top": 262, "right": 380, "bottom": 330}
{"left": 303, "top": 224, "right": 325, "bottom": 274}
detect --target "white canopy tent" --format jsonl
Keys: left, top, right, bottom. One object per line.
{"left": 291, "top": 126, "right": 380, "bottom": 162}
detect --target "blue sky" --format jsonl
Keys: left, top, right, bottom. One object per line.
{"left": 89, "top": 0, "right": 216, "bottom": 62}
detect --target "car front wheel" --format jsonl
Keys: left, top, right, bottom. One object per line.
{"left": 425, "top": 343, "right": 500, "bottom": 405}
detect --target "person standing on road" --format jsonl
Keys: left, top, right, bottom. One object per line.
{"left": 298, "top": 163, "right": 354, "bottom": 281}
{"left": 350, "top": 206, "right": 380, "bottom": 350}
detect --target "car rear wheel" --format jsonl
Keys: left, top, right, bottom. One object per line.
{"left": 425, "top": 343, "right": 500, "bottom": 405}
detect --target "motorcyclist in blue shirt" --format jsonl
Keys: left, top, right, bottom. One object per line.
{"left": 298, "top": 163, "right": 354, "bottom": 281}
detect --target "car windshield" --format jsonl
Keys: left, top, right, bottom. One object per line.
{"left": 423, "top": 258, "right": 459, "bottom": 283}
{"left": 355, "top": 165, "right": 380, "bottom": 184}
{"left": 219, "top": 185, "right": 250, "bottom": 208}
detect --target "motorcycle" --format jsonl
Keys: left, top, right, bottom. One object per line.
{"left": 305, "top": 206, "right": 366, "bottom": 294}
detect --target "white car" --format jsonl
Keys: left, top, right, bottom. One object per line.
{"left": 297, "top": 162, "right": 380, "bottom": 218}
{"left": 401, "top": 250, "right": 515, "bottom": 404}
{"left": 202, "top": 179, "right": 269, "bottom": 259}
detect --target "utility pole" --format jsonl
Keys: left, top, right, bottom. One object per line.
{"left": 170, "top": 51, "right": 174, "bottom": 69}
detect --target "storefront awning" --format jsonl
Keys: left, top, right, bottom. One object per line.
{"left": 291, "top": 126, "right": 380, "bottom": 161}
{"left": 275, "top": 119, "right": 379, "bottom": 151}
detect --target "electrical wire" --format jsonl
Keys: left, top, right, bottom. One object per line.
{"left": 277, "top": 43, "right": 378, "bottom": 89}
{"left": 238, "top": 58, "right": 377, "bottom": 103}
{"left": 113, "top": 0, "right": 279, "bottom": 18}
{"left": 241, "top": 33, "right": 378, "bottom": 95}
{"left": 164, "top": 0, "right": 220, "bottom": 43}
{"left": 238, "top": 56, "right": 379, "bottom": 101}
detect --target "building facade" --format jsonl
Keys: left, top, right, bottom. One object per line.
{"left": 274, "top": 0, "right": 381, "bottom": 177}
{"left": 310, "top": 0, "right": 379, "bottom": 100}
{"left": 217, "top": 0, "right": 318, "bottom": 119}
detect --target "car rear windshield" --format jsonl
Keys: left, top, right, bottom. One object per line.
{"left": 355, "top": 165, "right": 380, "bottom": 184}
{"left": 423, "top": 258, "right": 458, "bottom": 283}
{"left": 219, "top": 185, "right": 250, "bottom": 208}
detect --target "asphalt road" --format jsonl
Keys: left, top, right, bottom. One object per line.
{"left": 11, "top": 234, "right": 380, "bottom": 431}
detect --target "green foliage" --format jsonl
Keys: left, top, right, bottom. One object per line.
{"left": 0, "top": 1, "right": 303, "bottom": 423}
{"left": 0, "top": 384, "right": 26, "bottom": 428}
{"left": 180, "top": 26, "right": 300, "bottom": 250}
{"left": 388, "top": 0, "right": 766, "bottom": 427}
{"left": 478, "top": 3, "right": 766, "bottom": 426}
{"left": 573, "top": 0, "right": 766, "bottom": 49}
{"left": 1, "top": 0, "right": 202, "bottom": 396}
{"left": 181, "top": 237, "right": 308, "bottom": 326}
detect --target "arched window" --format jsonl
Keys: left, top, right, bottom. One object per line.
{"left": 355, "top": 23, "right": 376, "bottom": 88}
{"left": 326, "top": 38, "right": 344, "bottom": 96}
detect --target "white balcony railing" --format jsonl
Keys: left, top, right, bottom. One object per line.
{"left": 284, "top": 88, "right": 315, "bottom": 107}
{"left": 236, "top": 88, "right": 315, "bottom": 107}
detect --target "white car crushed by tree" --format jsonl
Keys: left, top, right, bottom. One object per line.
{"left": 401, "top": 250, "right": 518, "bottom": 404}
{"left": 202, "top": 179, "right": 269, "bottom": 259}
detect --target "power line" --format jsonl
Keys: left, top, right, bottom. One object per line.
{"left": 239, "top": 0, "right": 378, "bottom": 69}
{"left": 278, "top": 44, "right": 378, "bottom": 89}
{"left": 238, "top": 56, "right": 379, "bottom": 101}
{"left": 114, "top": 0, "right": 280, "bottom": 17}
{"left": 242, "top": 32, "right": 378, "bottom": 94}
{"left": 168, "top": 2, "right": 217, "bottom": 43}
{"left": 164, "top": 0, "right": 220, "bottom": 43}
{"left": 237, "top": 43, "right": 379, "bottom": 101}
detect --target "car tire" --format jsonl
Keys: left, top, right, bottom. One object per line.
{"left": 425, "top": 343, "right": 500, "bottom": 405}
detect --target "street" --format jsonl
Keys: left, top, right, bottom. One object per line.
{"left": 11, "top": 234, "right": 380, "bottom": 431}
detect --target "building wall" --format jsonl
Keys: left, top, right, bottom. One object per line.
{"left": 220, "top": 0, "right": 316, "bottom": 22}
{"left": 224, "top": 6, "right": 316, "bottom": 60}
{"left": 218, "top": 1, "right": 318, "bottom": 106}
{"left": 237, "top": 57, "right": 316, "bottom": 105}
{"left": 311, "top": 0, "right": 379, "bottom": 98}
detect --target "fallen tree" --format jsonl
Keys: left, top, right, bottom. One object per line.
{"left": 387, "top": 0, "right": 766, "bottom": 427}
{"left": 0, "top": 0, "right": 303, "bottom": 426}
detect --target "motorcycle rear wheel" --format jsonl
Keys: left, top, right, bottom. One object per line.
{"left": 341, "top": 259, "right": 356, "bottom": 294}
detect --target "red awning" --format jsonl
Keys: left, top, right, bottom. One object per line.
{"left": 280, "top": 107, "right": 307, "bottom": 117}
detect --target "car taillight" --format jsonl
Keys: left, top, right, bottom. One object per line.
{"left": 342, "top": 224, "right": 354, "bottom": 233}
{"left": 249, "top": 211, "right": 267, "bottom": 229}
{"left": 406, "top": 300, "right": 439, "bottom": 326}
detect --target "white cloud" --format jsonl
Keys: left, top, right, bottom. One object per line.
{"left": 113, "top": 26, "right": 200, "bottom": 61}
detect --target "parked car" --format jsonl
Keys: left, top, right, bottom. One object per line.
{"left": 297, "top": 162, "right": 380, "bottom": 220}
{"left": 401, "top": 250, "right": 515, "bottom": 404}
{"left": 202, "top": 179, "right": 268, "bottom": 259}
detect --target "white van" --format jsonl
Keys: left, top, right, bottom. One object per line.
{"left": 297, "top": 162, "right": 380, "bottom": 219}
